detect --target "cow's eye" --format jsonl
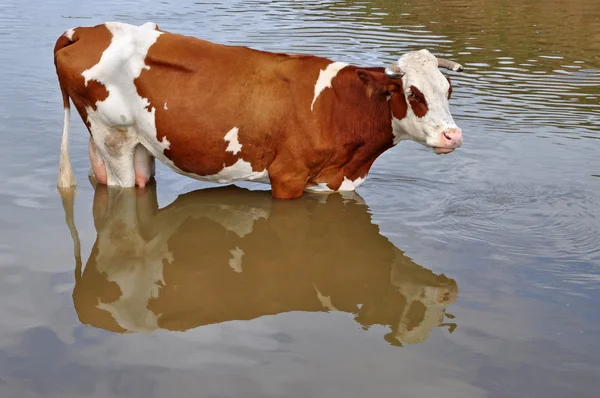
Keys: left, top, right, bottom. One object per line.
{"left": 407, "top": 91, "right": 420, "bottom": 102}
{"left": 408, "top": 86, "right": 427, "bottom": 105}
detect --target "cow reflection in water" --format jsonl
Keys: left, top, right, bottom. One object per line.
{"left": 65, "top": 183, "right": 458, "bottom": 346}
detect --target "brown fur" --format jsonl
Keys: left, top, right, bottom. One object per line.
{"left": 54, "top": 26, "right": 112, "bottom": 130}
{"left": 408, "top": 86, "right": 429, "bottom": 118}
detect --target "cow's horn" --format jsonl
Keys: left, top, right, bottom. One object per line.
{"left": 385, "top": 64, "right": 405, "bottom": 79}
{"left": 437, "top": 58, "right": 464, "bottom": 72}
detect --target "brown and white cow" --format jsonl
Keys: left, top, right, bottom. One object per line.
{"left": 54, "top": 22, "right": 464, "bottom": 199}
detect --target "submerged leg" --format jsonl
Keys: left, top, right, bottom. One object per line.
{"left": 88, "top": 137, "right": 107, "bottom": 185}
{"left": 268, "top": 161, "right": 309, "bottom": 199}
{"left": 134, "top": 144, "right": 155, "bottom": 188}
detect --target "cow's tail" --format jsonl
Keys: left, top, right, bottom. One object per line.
{"left": 57, "top": 84, "right": 75, "bottom": 188}
{"left": 59, "top": 184, "right": 82, "bottom": 282}
{"left": 54, "top": 32, "right": 77, "bottom": 188}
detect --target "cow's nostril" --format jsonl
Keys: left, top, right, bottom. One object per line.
{"left": 444, "top": 132, "right": 452, "bottom": 140}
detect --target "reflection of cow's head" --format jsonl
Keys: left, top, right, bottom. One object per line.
{"left": 62, "top": 182, "right": 458, "bottom": 346}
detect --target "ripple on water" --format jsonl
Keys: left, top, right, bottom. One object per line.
{"left": 438, "top": 183, "right": 600, "bottom": 287}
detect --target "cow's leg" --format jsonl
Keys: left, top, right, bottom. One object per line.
{"left": 133, "top": 144, "right": 155, "bottom": 188}
{"left": 270, "top": 177, "right": 307, "bottom": 199}
{"left": 88, "top": 137, "right": 107, "bottom": 185}
{"left": 89, "top": 125, "right": 137, "bottom": 188}
{"left": 268, "top": 163, "right": 309, "bottom": 199}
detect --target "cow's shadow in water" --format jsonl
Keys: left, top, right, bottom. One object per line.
{"left": 60, "top": 182, "right": 458, "bottom": 347}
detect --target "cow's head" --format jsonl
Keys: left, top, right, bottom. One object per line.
{"left": 358, "top": 49, "right": 464, "bottom": 154}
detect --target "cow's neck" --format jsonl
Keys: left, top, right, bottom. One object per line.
{"left": 316, "top": 67, "right": 395, "bottom": 187}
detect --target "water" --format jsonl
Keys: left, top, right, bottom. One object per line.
{"left": 0, "top": 0, "right": 599, "bottom": 396}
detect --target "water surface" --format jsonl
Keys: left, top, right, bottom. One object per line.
{"left": 0, "top": 0, "right": 599, "bottom": 397}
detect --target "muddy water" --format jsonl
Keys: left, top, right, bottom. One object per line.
{"left": 1, "top": 0, "right": 599, "bottom": 397}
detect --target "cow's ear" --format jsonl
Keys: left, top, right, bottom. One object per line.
{"left": 356, "top": 69, "right": 375, "bottom": 85}
{"left": 356, "top": 69, "right": 389, "bottom": 97}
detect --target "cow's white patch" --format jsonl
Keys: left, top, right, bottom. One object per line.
{"left": 305, "top": 176, "right": 366, "bottom": 193}
{"left": 159, "top": 157, "right": 269, "bottom": 185}
{"left": 305, "top": 182, "right": 333, "bottom": 193}
{"left": 140, "top": 22, "right": 158, "bottom": 30}
{"left": 224, "top": 127, "right": 242, "bottom": 155}
{"left": 163, "top": 102, "right": 168, "bottom": 110}
{"left": 209, "top": 159, "right": 268, "bottom": 183}
{"left": 160, "top": 136, "right": 170, "bottom": 149}
{"left": 65, "top": 28, "right": 75, "bottom": 40}
{"left": 228, "top": 247, "right": 244, "bottom": 273}
{"left": 338, "top": 176, "right": 366, "bottom": 191}
{"left": 85, "top": 111, "right": 139, "bottom": 186}
{"left": 81, "top": 22, "right": 163, "bottom": 187}
{"left": 390, "top": 49, "right": 458, "bottom": 148}
{"left": 311, "top": 61, "right": 348, "bottom": 111}
{"left": 391, "top": 116, "right": 411, "bottom": 145}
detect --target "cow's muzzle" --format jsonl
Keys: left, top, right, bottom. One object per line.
{"left": 433, "top": 128, "right": 463, "bottom": 154}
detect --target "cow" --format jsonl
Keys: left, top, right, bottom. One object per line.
{"left": 54, "top": 22, "right": 464, "bottom": 199}
{"left": 65, "top": 182, "right": 458, "bottom": 345}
